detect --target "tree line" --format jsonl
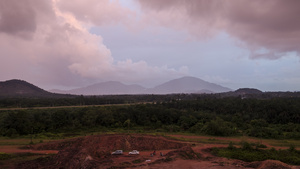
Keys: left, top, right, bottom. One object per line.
{"left": 0, "top": 97, "right": 299, "bottom": 139}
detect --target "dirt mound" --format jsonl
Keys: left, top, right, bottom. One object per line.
{"left": 244, "top": 160, "right": 293, "bottom": 169}
{"left": 257, "top": 160, "right": 292, "bottom": 169}
{"left": 17, "top": 134, "right": 188, "bottom": 169}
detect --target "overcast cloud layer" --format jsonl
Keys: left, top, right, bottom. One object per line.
{"left": 0, "top": 0, "right": 300, "bottom": 91}
{"left": 137, "top": 0, "right": 300, "bottom": 59}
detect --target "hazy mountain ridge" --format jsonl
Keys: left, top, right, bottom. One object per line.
{"left": 56, "top": 81, "right": 146, "bottom": 95}
{"left": 51, "top": 76, "right": 232, "bottom": 95}
{"left": 1, "top": 78, "right": 300, "bottom": 98}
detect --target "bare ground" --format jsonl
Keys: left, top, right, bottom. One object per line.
{"left": 1, "top": 134, "right": 299, "bottom": 169}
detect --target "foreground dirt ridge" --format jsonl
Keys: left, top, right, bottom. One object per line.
{"left": 14, "top": 134, "right": 300, "bottom": 169}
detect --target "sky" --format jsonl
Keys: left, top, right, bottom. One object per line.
{"left": 0, "top": 0, "right": 300, "bottom": 91}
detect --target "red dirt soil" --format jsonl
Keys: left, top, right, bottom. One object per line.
{"left": 0, "top": 145, "right": 58, "bottom": 154}
{"left": 7, "top": 134, "right": 300, "bottom": 169}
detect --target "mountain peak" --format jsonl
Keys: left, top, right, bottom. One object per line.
{"left": 147, "top": 76, "right": 232, "bottom": 94}
{"left": 4, "top": 79, "right": 28, "bottom": 84}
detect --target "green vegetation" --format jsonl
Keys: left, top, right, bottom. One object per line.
{"left": 212, "top": 142, "right": 300, "bottom": 165}
{"left": 0, "top": 94, "right": 178, "bottom": 108}
{"left": 0, "top": 152, "right": 46, "bottom": 161}
{"left": 0, "top": 96, "right": 299, "bottom": 140}
{"left": 0, "top": 152, "right": 12, "bottom": 160}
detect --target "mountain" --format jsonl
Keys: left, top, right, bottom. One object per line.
{"left": 52, "top": 81, "right": 146, "bottom": 95}
{"left": 1, "top": 77, "right": 232, "bottom": 96}
{"left": 0, "top": 79, "right": 52, "bottom": 97}
{"left": 146, "top": 76, "right": 232, "bottom": 94}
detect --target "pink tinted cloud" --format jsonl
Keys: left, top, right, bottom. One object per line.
{"left": 56, "top": 0, "right": 135, "bottom": 26}
{"left": 0, "top": 0, "right": 187, "bottom": 88}
{"left": 137, "top": 0, "right": 300, "bottom": 59}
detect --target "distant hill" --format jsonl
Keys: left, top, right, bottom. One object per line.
{"left": 235, "top": 88, "right": 263, "bottom": 95}
{"left": 52, "top": 81, "right": 146, "bottom": 95}
{"left": 146, "top": 76, "right": 232, "bottom": 94}
{"left": 0, "top": 79, "right": 52, "bottom": 98}
{"left": 0, "top": 79, "right": 75, "bottom": 98}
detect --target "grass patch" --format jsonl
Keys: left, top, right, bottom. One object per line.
{"left": 266, "top": 139, "right": 300, "bottom": 148}
{"left": 164, "top": 134, "right": 237, "bottom": 145}
{"left": 212, "top": 144, "right": 300, "bottom": 165}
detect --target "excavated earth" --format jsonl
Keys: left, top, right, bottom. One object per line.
{"left": 15, "top": 134, "right": 300, "bottom": 169}
{"left": 16, "top": 134, "right": 188, "bottom": 168}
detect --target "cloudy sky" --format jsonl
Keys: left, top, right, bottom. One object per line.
{"left": 1, "top": 0, "right": 300, "bottom": 91}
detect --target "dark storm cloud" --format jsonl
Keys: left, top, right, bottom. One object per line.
{"left": 0, "top": 0, "right": 53, "bottom": 38}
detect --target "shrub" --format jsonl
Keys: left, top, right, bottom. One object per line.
{"left": 241, "top": 141, "right": 253, "bottom": 150}
{"left": 228, "top": 142, "right": 235, "bottom": 150}
{"left": 288, "top": 144, "right": 295, "bottom": 152}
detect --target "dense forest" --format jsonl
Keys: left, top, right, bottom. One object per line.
{"left": 0, "top": 96, "right": 299, "bottom": 139}
{"left": 0, "top": 94, "right": 186, "bottom": 108}
{"left": 1, "top": 91, "right": 300, "bottom": 108}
